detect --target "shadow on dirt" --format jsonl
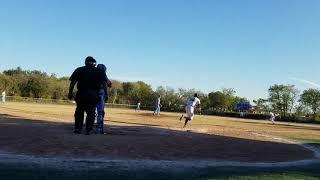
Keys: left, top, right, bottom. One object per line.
{"left": 106, "top": 119, "right": 163, "bottom": 128}
{"left": 0, "top": 113, "right": 315, "bottom": 163}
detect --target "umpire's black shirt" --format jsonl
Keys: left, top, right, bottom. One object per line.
{"left": 70, "top": 66, "right": 106, "bottom": 104}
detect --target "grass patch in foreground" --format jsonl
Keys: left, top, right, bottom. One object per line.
{"left": 1, "top": 162, "right": 320, "bottom": 180}
{"left": 203, "top": 164, "right": 320, "bottom": 180}
{"left": 208, "top": 173, "right": 320, "bottom": 180}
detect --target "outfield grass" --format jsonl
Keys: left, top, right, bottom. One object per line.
{"left": 204, "top": 165, "right": 320, "bottom": 180}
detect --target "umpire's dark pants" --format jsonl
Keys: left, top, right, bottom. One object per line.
{"left": 74, "top": 90, "right": 98, "bottom": 132}
{"left": 74, "top": 103, "right": 96, "bottom": 132}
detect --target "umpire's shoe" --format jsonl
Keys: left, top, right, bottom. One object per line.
{"left": 74, "top": 129, "right": 82, "bottom": 134}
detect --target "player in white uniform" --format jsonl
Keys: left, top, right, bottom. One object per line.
{"left": 136, "top": 102, "right": 141, "bottom": 112}
{"left": 180, "top": 93, "right": 201, "bottom": 128}
{"left": 153, "top": 95, "right": 161, "bottom": 116}
{"left": 1, "top": 90, "right": 5, "bottom": 104}
{"left": 269, "top": 111, "right": 276, "bottom": 124}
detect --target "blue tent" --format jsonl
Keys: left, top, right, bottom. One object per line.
{"left": 236, "top": 103, "right": 252, "bottom": 111}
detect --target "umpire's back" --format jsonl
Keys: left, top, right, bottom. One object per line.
{"left": 70, "top": 66, "right": 104, "bottom": 92}
{"left": 69, "top": 57, "right": 106, "bottom": 104}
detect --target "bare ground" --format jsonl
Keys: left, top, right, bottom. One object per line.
{"left": 0, "top": 103, "right": 316, "bottom": 163}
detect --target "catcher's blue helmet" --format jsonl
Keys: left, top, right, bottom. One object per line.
{"left": 97, "top": 64, "right": 107, "bottom": 73}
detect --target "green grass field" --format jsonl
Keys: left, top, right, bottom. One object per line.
{"left": 0, "top": 102, "right": 319, "bottom": 179}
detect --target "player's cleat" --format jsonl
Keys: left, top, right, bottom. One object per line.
{"left": 85, "top": 130, "right": 94, "bottom": 135}
{"left": 96, "top": 128, "right": 100, "bottom": 134}
{"left": 180, "top": 114, "right": 184, "bottom": 121}
{"left": 98, "top": 127, "right": 105, "bottom": 134}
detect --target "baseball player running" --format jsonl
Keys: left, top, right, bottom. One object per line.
{"left": 180, "top": 93, "right": 201, "bottom": 128}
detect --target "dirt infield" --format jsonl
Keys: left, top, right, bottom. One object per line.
{"left": 0, "top": 103, "right": 317, "bottom": 163}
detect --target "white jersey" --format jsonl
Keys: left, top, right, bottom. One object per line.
{"left": 270, "top": 112, "right": 276, "bottom": 120}
{"left": 1, "top": 91, "right": 5, "bottom": 103}
{"left": 270, "top": 112, "right": 275, "bottom": 118}
{"left": 187, "top": 97, "right": 201, "bottom": 107}
{"left": 156, "top": 97, "right": 161, "bottom": 106}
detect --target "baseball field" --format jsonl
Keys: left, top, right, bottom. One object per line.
{"left": 0, "top": 102, "right": 320, "bottom": 179}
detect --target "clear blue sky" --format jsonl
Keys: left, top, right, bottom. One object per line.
{"left": 1, "top": 0, "right": 319, "bottom": 100}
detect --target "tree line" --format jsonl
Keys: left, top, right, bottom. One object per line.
{"left": 256, "top": 84, "right": 320, "bottom": 121}
{"left": 1, "top": 67, "right": 320, "bottom": 121}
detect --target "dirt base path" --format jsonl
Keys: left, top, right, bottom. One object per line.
{"left": 0, "top": 102, "right": 319, "bottom": 169}
{"left": 0, "top": 113, "right": 315, "bottom": 163}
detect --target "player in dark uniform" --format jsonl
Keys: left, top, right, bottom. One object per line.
{"left": 68, "top": 56, "right": 107, "bottom": 135}
{"left": 96, "top": 64, "right": 112, "bottom": 134}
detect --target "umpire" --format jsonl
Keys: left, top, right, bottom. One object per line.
{"left": 68, "top": 56, "right": 107, "bottom": 135}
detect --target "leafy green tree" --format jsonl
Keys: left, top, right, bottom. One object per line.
{"left": 3, "top": 67, "right": 23, "bottom": 76}
{"left": 222, "top": 88, "right": 236, "bottom": 97}
{"left": 222, "top": 88, "right": 242, "bottom": 111}
{"left": 268, "top": 84, "right": 299, "bottom": 116}
{"left": 208, "top": 88, "right": 246, "bottom": 112}
{"left": 19, "top": 76, "right": 48, "bottom": 98}
{"left": 52, "top": 86, "right": 63, "bottom": 99}
{"left": 0, "top": 67, "right": 253, "bottom": 115}
{"left": 128, "top": 81, "right": 154, "bottom": 106}
{"left": 208, "top": 91, "right": 228, "bottom": 111}
{"left": 253, "top": 98, "right": 269, "bottom": 113}
{"left": 294, "top": 104, "right": 309, "bottom": 117}
{"left": 155, "top": 87, "right": 181, "bottom": 111}
{"left": 108, "top": 80, "right": 123, "bottom": 104}
{"left": 122, "top": 82, "right": 134, "bottom": 102}
{"left": 300, "top": 89, "right": 320, "bottom": 121}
